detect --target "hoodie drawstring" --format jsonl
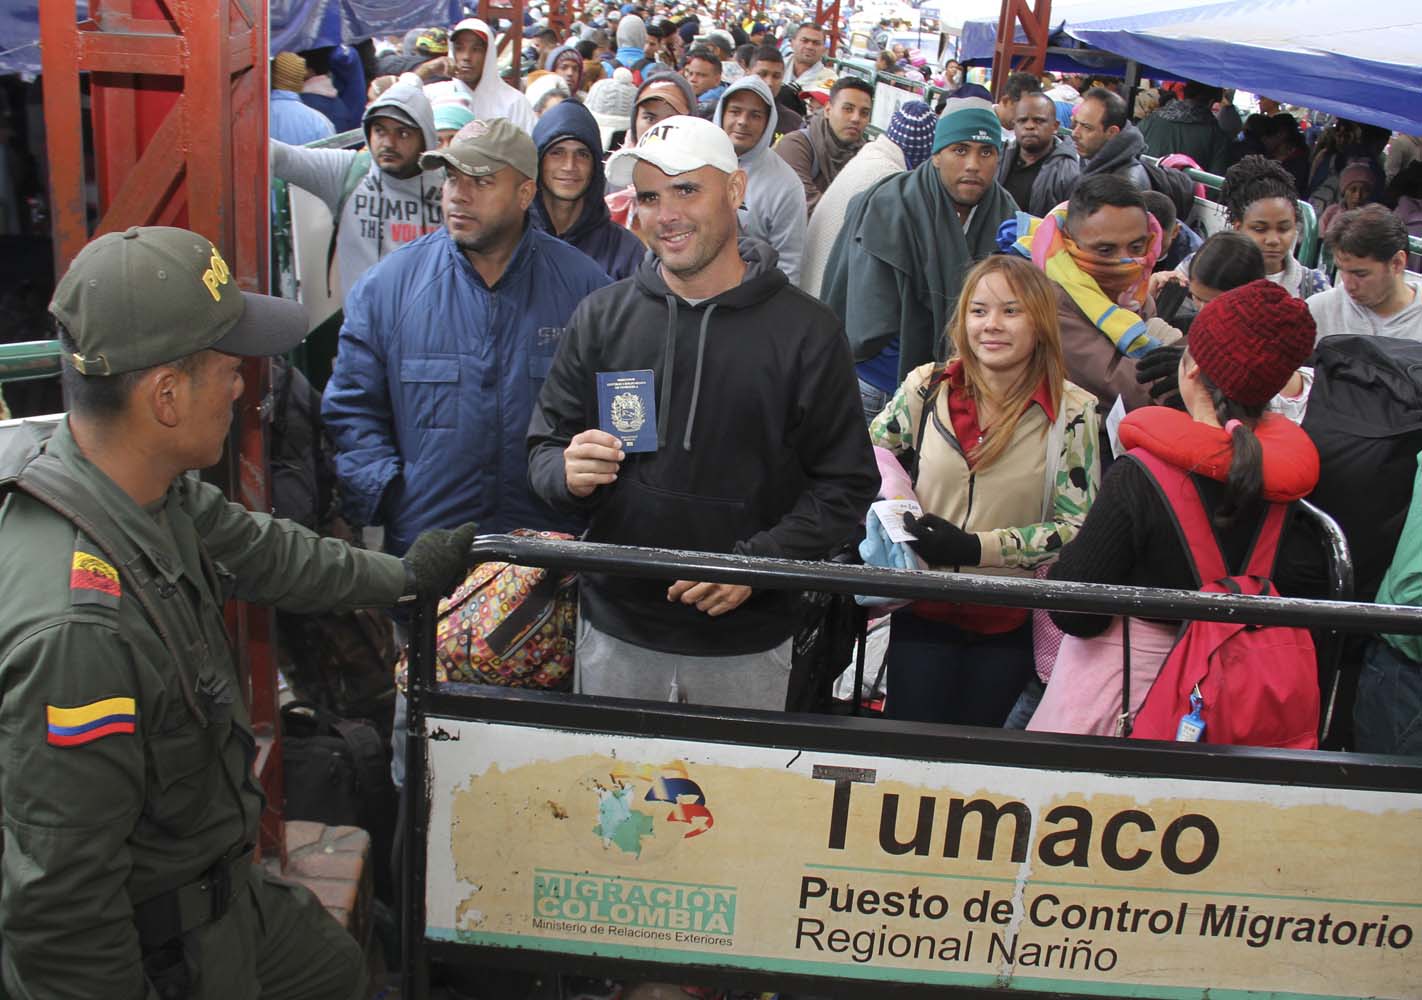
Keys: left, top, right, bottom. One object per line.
{"left": 657, "top": 294, "right": 678, "bottom": 448}
{"left": 682, "top": 304, "right": 716, "bottom": 452}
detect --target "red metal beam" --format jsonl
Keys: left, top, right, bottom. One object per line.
{"left": 991, "top": 0, "right": 1053, "bottom": 99}
{"left": 478, "top": 0, "right": 527, "bottom": 88}
{"left": 43, "top": 0, "right": 283, "bottom": 865}
{"left": 813, "top": 0, "right": 842, "bottom": 57}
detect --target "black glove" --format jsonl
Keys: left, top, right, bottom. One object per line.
{"left": 1134, "top": 344, "right": 1185, "bottom": 405}
{"left": 902, "top": 512, "right": 981, "bottom": 567}
{"left": 402, "top": 522, "right": 479, "bottom": 601}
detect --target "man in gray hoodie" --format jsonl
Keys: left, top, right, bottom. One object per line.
{"left": 1072, "top": 86, "right": 1149, "bottom": 191}
{"left": 271, "top": 77, "right": 442, "bottom": 300}
{"left": 712, "top": 75, "right": 808, "bottom": 283}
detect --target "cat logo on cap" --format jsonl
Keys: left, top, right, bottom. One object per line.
{"left": 201, "top": 246, "right": 231, "bottom": 303}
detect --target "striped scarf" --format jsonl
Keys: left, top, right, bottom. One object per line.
{"left": 1009, "top": 204, "right": 1164, "bottom": 359}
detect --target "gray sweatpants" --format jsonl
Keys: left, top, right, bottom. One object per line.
{"left": 575, "top": 616, "right": 794, "bottom": 710}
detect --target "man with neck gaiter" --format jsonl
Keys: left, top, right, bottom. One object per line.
{"left": 1023, "top": 174, "right": 1183, "bottom": 414}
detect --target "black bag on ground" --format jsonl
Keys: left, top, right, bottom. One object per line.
{"left": 282, "top": 701, "right": 398, "bottom": 902}
{"left": 1302, "top": 335, "right": 1422, "bottom": 602}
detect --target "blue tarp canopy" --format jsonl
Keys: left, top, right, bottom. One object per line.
{"left": 0, "top": 1, "right": 460, "bottom": 75}
{"left": 960, "top": 0, "right": 1422, "bottom": 134}
{"left": 0, "top": 1, "right": 85, "bottom": 76}
{"left": 270, "top": 0, "right": 462, "bottom": 56}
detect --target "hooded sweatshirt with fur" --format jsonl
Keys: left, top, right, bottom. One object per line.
{"left": 527, "top": 239, "right": 877, "bottom": 655}
{"left": 447, "top": 18, "right": 537, "bottom": 134}
{"left": 271, "top": 77, "right": 442, "bottom": 299}
{"left": 713, "top": 76, "right": 808, "bottom": 284}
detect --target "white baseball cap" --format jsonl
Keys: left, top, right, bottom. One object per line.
{"left": 605, "top": 115, "right": 740, "bottom": 188}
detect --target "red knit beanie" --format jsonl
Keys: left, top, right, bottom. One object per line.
{"left": 1187, "top": 279, "right": 1316, "bottom": 407}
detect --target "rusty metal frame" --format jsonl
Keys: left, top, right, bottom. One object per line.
{"left": 40, "top": 0, "right": 285, "bottom": 864}
{"left": 813, "top": 0, "right": 843, "bottom": 56}
{"left": 990, "top": 0, "right": 1052, "bottom": 99}
{"left": 477, "top": 0, "right": 528, "bottom": 88}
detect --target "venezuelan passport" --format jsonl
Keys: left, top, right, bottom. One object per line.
{"left": 597, "top": 370, "right": 658, "bottom": 453}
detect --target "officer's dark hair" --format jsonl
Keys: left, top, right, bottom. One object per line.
{"left": 1190, "top": 230, "right": 1265, "bottom": 292}
{"left": 1065, "top": 173, "right": 1147, "bottom": 237}
{"left": 1081, "top": 86, "right": 1127, "bottom": 130}
{"left": 1324, "top": 203, "right": 1409, "bottom": 263}
{"left": 1002, "top": 71, "right": 1043, "bottom": 103}
{"left": 829, "top": 76, "right": 873, "bottom": 102}
{"left": 575, "top": 39, "right": 597, "bottom": 59}
{"left": 751, "top": 45, "right": 783, "bottom": 66}
{"left": 793, "top": 21, "right": 825, "bottom": 39}
{"left": 1220, "top": 155, "right": 1300, "bottom": 226}
{"left": 55, "top": 321, "right": 205, "bottom": 419}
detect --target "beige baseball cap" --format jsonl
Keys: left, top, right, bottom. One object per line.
{"left": 420, "top": 117, "right": 538, "bottom": 180}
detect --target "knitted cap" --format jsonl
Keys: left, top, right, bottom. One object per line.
{"left": 1339, "top": 161, "right": 1374, "bottom": 192}
{"left": 933, "top": 97, "right": 1003, "bottom": 154}
{"left": 1188, "top": 279, "right": 1316, "bottom": 407}
{"left": 586, "top": 70, "right": 638, "bottom": 119}
{"left": 885, "top": 100, "right": 935, "bottom": 170}
{"left": 272, "top": 52, "right": 307, "bottom": 93}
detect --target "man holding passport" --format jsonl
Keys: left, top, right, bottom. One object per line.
{"left": 527, "top": 115, "right": 876, "bottom": 708}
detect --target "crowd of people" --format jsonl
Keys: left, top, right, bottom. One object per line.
{"left": 265, "top": 5, "right": 1422, "bottom": 780}
{"left": 5, "top": 4, "right": 1422, "bottom": 998}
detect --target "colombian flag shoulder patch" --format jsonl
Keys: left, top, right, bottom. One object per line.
{"left": 46, "top": 697, "right": 137, "bottom": 747}
{"left": 70, "top": 541, "right": 120, "bottom": 609}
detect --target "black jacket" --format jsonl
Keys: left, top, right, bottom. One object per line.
{"left": 527, "top": 239, "right": 877, "bottom": 655}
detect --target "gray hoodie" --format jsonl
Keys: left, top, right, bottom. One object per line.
{"left": 271, "top": 78, "right": 442, "bottom": 300}
{"left": 713, "top": 76, "right": 808, "bottom": 284}
{"left": 1080, "top": 122, "right": 1150, "bottom": 191}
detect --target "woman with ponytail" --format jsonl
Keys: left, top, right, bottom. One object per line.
{"left": 863, "top": 256, "right": 1101, "bottom": 727}
{"left": 1139, "top": 231, "right": 1314, "bottom": 422}
{"left": 1028, "top": 279, "right": 1327, "bottom": 736}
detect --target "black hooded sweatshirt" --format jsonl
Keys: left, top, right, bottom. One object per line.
{"left": 527, "top": 238, "right": 877, "bottom": 655}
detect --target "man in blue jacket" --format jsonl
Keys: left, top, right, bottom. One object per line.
{"left": 321, "top": 117, "right": 610, "bottom": 561}
{"left": 531, "top": 101, "right": 646, "bottom": 280}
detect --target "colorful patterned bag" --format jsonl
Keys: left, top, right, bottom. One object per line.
{"left": 396, "top": 529, "right": 577, "bottom": 691}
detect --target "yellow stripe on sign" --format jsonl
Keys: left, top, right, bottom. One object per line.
{"left": 47, "top": 697, "right": 136, "bottom": 727}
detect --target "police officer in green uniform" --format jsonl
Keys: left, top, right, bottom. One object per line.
{"left": 0, "top": 226, "right": 477, "bottom": 999}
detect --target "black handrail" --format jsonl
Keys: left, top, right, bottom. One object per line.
{"left": 401, "top": 534, "right": 1422, "bottom": 999}
{"left": 458, "top": 534, "right": 1421, "bottom": 633}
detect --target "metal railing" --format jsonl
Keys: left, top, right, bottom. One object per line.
{"left": 401, "top": 534, "right": 1422, "bottom": 999}
{"left": 0, "top": 341, "right": 62, "bottom": 385}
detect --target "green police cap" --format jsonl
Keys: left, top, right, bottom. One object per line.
{"left": 49, "top": 226, "right": 308, "bottom": 376}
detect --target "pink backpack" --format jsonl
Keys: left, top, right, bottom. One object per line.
{"left": 1124, "top": 450, "right": 1320, "bottom": 748}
